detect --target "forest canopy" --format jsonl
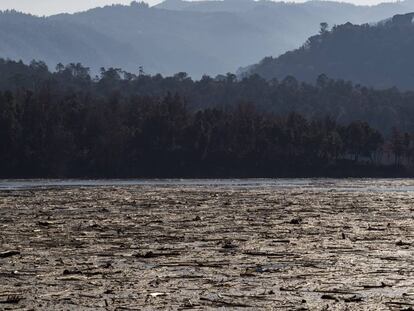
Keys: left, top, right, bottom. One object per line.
{"left": 0, "top": 59, "right": 413, "bottom": 178}
{"left": 244, "top": 13, "right": 414, "bottom": 90}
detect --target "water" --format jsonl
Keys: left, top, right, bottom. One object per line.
{"left": 0, "top": 178, "right": 414, "bottom": 192}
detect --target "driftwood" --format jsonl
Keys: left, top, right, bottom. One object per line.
{"left": 0, "top": 251, "right": 20, "bottom": 258}
{"left": 199, "top": 296, "right": 253, "bottom": 308}
{"left": 0, "top": 180, "right": 414, "bottom": 309}
{"left": 0, "top": 295, "right": 22, "bottom": 304}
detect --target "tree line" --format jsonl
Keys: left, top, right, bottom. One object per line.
{"left": 245, "top": 13, "right": 414, "bottom": 90}
{"left": 0, "top": 60, "right": 413, "bottom": 177}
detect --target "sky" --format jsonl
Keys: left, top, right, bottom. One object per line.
{"left": 0, "top": 0, "right": 398, "bottom": 16}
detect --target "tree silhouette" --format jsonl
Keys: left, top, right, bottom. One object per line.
{"left": 0, "top": 59, "right": 412, "bottom": 178}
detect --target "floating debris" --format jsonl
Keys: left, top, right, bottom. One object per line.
{"left": 0, "top": 251, "right": 20, "bottom": 258}
{"left": 0, "top": 180, "right": 413, "bottom": 309}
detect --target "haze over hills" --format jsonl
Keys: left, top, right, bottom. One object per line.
{"left": 0, "top": 11, "right": 141, "bottom": 73}
{"left": 1, "top": 0, "right": 414, "bottom": 77}
{"left": 244, "top": 12, "right": 414, "bottom": 89}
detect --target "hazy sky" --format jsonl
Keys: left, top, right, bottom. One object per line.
{"left": 0, "top": 0, "right": 397, "bottom": 16}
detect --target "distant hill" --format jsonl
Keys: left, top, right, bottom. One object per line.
{"left": 244, "top": 12, "right": 414, "bottom": 89}
{"left": 2, "top": 0, "right": 414, "bottom": 77}
{"left": 155, "top": 0, "right": 260, "bottom": 12}
{"left": 0, "top": 11, "right": 141, "bottom": 74}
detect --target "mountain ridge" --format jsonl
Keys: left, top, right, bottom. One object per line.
{"left": 1, "top": 0, "right": 414, "bottom": 77}
{"left": 243, "top": 11, "right": 414, "bottom": 89}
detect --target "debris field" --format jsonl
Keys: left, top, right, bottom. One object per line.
{"left": 1, "top": 180, "right": 414, "bottom": 310}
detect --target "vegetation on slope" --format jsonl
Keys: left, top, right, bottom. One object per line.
{"left": 0, "top": 60, "right": 413, "bottom": 177}
{"left": 246, "top": 13, "right": 414, "bottom": 89}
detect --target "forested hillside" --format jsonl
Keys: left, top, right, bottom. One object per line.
{"left": 2, "top": 0, "right": 414, "bottom": 77}
{"left": 245, "top": 13, "right": 414, "bottom": 90}
{"left": 0, "top": 11, "right": 139, "bottom": 75}
{"left": 0, "top": 60, "right": 413, "bottom": 177}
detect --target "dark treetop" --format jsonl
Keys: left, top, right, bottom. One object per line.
{"left": 0, "top": 60, "right": 413, "bottom": 178}
{"left": 244, "top": 13, "right": 414, "bottom": 90}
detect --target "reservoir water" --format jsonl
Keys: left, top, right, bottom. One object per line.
{"left": 1, "top": 178, "right": 414, "bottom": 192}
